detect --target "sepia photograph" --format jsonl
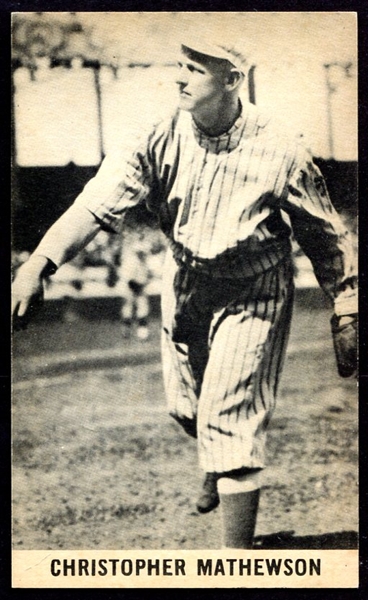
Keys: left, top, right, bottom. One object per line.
{"left": 11, "top": 11, "right": 358, "bottom": 587}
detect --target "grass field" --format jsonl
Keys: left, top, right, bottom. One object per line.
{"left": 12, "top": 295, "right": 358, "bottom": 550}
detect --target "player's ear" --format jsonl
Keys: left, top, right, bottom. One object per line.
{"left": 225, "top": 68, "right": 243, "bottom": 91}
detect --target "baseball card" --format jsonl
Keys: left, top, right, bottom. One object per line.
{"left": 11, "top": 11, "right": 358, "bottom": 589}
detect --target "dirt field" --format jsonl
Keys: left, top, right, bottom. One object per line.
{"left": 12, "top": 295, "right": 358, "bottom": 550}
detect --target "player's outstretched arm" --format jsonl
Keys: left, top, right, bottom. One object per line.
{"left": 12, "top": 205, "right": 101, "bottom": 330}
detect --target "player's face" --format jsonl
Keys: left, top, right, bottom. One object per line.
{"left": 176, "top": 51, "right": 227, "bottom": 116}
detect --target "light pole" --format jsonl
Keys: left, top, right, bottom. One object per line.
{"left": 323, "top": 61, "right": 353, "bottom": 159}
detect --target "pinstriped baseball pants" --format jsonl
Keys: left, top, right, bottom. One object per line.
{"left": 161, "top": 247, "right": 295, "bottom": 474}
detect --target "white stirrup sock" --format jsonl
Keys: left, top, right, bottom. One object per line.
{"left": 217, "top": 469, "right": 262, "bottom": 494}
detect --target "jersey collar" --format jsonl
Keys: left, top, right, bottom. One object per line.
{"left": 184, "top": 101, "right": 270, "bottom": 153}
{"left": 191, "top": 104, "right": 245, "bottom": 153}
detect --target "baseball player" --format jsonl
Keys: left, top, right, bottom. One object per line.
{"left": 118, "top": 228, "right": 152, "bottom": 340}
{"left": 12, "top": 36, "right": 357, "bottom": 549}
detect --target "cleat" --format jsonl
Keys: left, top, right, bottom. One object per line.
{"left": 196, "top": 473, "right": 220, "bottom": 514}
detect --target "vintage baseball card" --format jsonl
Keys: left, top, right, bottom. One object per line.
{"left": 11, "top": 11, "right": 358, "bottom": 589}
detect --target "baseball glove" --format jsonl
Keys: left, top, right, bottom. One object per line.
{"left": 330, "top": 314, "right": 358, "bottom": 378}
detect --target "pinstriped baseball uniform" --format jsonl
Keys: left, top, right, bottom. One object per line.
{"left": 73, "top": 101, "right": 357, "bottom": 474}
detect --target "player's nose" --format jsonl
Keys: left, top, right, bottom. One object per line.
{"left": 176, "top": 65, "right": 189, "bottom": 86}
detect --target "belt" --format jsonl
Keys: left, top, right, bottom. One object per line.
{"left": 168, "top": 237, "right": 291, "bottom": 280}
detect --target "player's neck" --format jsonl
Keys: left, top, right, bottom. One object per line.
{"left": 193, "top": 97, "right": 241, "bottom": 137}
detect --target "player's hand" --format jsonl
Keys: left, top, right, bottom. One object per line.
{"left": 331, "top": 313, "right": 358, "bottom": 378}
{"left": 12, "top": 256, "right": 48, "bottom": 331}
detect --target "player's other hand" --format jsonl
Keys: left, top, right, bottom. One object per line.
{"left": 12, "top": 256, "right": 49, "bottom": 331}
{"left": 331, "top": 313, "right": 358, "bottom": 378}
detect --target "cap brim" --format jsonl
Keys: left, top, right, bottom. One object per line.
{"left": 181, "top": 39, "right": 231, "bottom": 63}
{"left": 180, "top": 38, "right": 245, "bottom": 73}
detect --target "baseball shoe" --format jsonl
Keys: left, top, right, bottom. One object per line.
{"left": 196, "top": 473, "right": 220, "bottom": 514}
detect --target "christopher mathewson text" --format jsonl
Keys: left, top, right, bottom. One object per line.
{"left": 50, "top": 556, "right": 321, "bottom": 578}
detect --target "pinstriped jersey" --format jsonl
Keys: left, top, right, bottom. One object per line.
{"left": 74, "top": 101, "right": 357, "bottom": 314}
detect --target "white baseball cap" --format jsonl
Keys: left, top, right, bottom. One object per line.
{"left": 180, "top": 35, "right": 248, "bottom": 74}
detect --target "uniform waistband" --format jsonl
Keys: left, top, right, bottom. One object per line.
{"left": 168, "top": 237, "right": 292, "bottom": 279}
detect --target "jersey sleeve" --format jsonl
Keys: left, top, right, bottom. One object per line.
{"left": 73, "top": 130, "right": 155, "bottom": 234}
{"left": 281, "top": 147, "right": 357, "bottom": 316}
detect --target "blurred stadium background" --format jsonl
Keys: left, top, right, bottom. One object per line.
{"left": 11, "top": 12, "right": 357, "bottom": 306}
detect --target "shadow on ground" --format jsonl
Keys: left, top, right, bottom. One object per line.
{"left": 254, "top": 530, "right": 358, "bottom": 549}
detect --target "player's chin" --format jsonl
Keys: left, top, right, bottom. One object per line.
{"left": 178, "top": 93, "right": 194, "bottom": 110}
